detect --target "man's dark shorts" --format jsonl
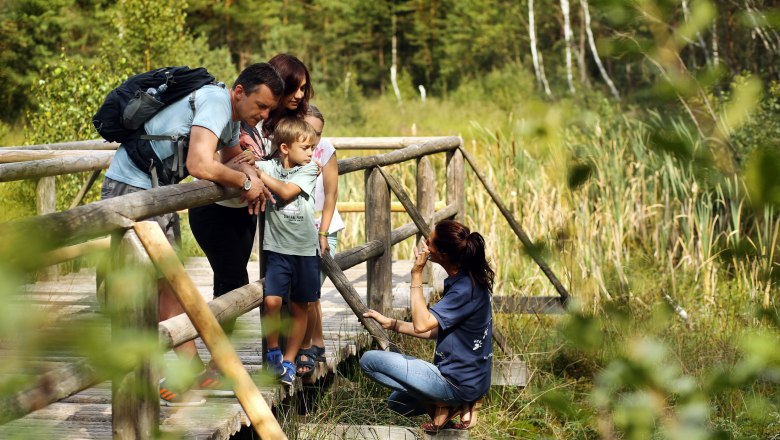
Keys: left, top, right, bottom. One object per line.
{"left": 264, "top": 251, "right": 321, "bottom": 303}
{"left": 100, "top": 177, "right": 181, "bottom": 247}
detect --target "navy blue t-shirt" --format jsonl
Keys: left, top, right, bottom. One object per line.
{"left": 429, "top": 271, "right": 493, "bottom": 403}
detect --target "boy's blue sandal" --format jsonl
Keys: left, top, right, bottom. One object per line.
{"left": 280, "top": 360, "right": 296, "bottom": 385}
{"left": 311, "top": 344, "right": 326, "bottom": 363}
{"left": 265, "top": 347, "right": 284, "bottom": 375}
{"left": 295, "top": 347, "right": 317, "bottom": 377}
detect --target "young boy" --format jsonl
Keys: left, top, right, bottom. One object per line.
{"left": 257, "top": 117, "right": 320, "bottom": 385}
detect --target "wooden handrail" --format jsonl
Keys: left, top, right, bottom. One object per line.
{"left": 2, "top": 137, "right": 446, "bottom": 151}
{"left": 0, "top": 152, "right": 114, "bottom": 182}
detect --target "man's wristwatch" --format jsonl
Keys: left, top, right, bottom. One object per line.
{"left": 242, "top": 173, "right": 252, "bottom": 191}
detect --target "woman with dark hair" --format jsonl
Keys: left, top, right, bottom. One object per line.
{"left": 262, "top": 53, "right": 314, "bottom": 139}
{"left": 360, "top": 220, "right": 494, "bottom": 432}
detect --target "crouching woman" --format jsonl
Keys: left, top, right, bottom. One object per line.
{"left": 360, "top": 220, "right": 493, "bottom": 432}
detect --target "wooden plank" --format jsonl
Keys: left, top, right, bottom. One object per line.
{"left": 0, "top": 179, "right": 239, "bottom": 259}
{"left": 338, "top": 138, "right": 459, "bottom": 175}
{"left": 4, "top": 140, "right": 119, "bottom": 150}
{"left": 37, "top": 237, "right": 110, "bottom": 268}
{"left": 133, "top": 222, "right": 286, "bottom": 440}
{"left": 0, "top": 150, "right": 113, "bottom": 163}
{"left": 417, "top": 156, "right": 436, "bottom": 285}
{"left": 330, "top": 136, "right": 453, "bottom": 150}
{"left": 446, "top": 146, "right": 465, "bottom": 222}
{"left": 320, "top": 252, "right": 395, "bottom": 352}
{"left": 36, "top": 176, "right": 57, "bottom": 280}
{"left": 365, "top": 167, "right": 392, "bottom": 314}
{"left": 391, "top": 204, "right": 458, "bottom": 245}
{"left": 0, "top": 153, "right": 114, "bottom": 182}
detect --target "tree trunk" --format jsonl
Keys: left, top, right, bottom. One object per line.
{"left": 529, "top": 0, "right": 553, "bottom": 97}
{"left": 581, "top": 0, "right": 621, "bottom": 100}
{"left": 391, "top": 14, "right": 403, "bottom": 107}
{"left": 561, "top": 0, "right": 576, "bottom": 93}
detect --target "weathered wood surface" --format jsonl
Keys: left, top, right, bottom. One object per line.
{"left": 446, "top": 147, "right": 465, "bottom": 222}
{"left": 36, "top": 176, "right": 57, "bottom": 280}
{"left": 4, "top": 140, "right": 119, "bottom": 150}
{"left": 0, "top": 149, "right": 113, "bottom": 163}
{"left": 338, "top": 137, "right": 460, "bottom": 175}
{"left": 365, "top": 167, "right": 392, "bottom": 314}
{"left": 37, "top": 237, "right": 110, "bottom": 268}
{"left": 336, "top": 200, "right": 444, "bottom": 213}
{"left": 417, "top": 156, "right": 436, "bottom": 285}
{"left": 321, "top": 252, "right": 395, "bottom": 352}
{"left": 0, "top": 179, "right": 238, "bottom": 258}
{"left": 458, "top": 144, "right": 571, "bottom": 302}
{"left": 0, "top": 153, "right": 114, "bottom": 182}
{"left": 133, "top": 221, "right": 286, "bottom": 440}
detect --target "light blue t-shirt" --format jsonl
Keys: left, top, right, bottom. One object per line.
{"left": 105, "top": 84, "right": 240, "bottom": 189}
{"left": 258, "top": 159, "right": 319, "bottom": 256}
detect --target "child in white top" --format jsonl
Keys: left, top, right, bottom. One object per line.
{"left": 296, "top": 104, "right": 343, "bottom": 374}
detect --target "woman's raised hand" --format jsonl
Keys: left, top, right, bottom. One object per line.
{"left": 231, "top": 148, "right": 256, "bottom": 166}
{"left": 412, "top": 237, "right": 430, "bottom": 274}
{"left": 363, "top": 309, "right": 393, "bottom": 329}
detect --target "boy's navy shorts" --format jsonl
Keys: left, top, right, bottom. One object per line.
{"left": 264, "top": 251, "right": 321, "bottom": 303}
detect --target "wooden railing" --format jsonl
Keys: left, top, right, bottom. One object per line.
{"left": 0, "top": 136, "right": 570, "bottom": 439}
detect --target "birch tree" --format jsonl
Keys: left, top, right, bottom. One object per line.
{"left": 529, "top": 0, "right": 552, "bottom": 97}
{"left": 561, "top": 0, "right": 576, "bottom": 93}
{"left": 580, "top": 0, "right": 620, "bottom": 100}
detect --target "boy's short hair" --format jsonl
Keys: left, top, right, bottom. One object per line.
{"left": 272, "top": 117, "right": 316, "bottom": 151}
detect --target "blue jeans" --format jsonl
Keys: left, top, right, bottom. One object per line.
{"left": 359, "top": 350, "right": 462, "bottom": 416}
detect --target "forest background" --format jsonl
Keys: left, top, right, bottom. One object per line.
{"left": 4, "top": 0, "right": 780, "bottom": 438}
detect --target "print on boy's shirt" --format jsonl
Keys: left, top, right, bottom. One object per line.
{"left": 274, "top": 198, "right": 306, "bottom": 222}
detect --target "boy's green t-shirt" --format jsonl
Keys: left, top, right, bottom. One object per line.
{"left": 258, "top": 159, "right": 319, "bottom": 256}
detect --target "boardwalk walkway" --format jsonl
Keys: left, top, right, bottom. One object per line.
{"left": 0, "top": 256, "right": 427, "bottom": 439}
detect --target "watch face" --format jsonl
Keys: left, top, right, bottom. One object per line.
{"left": 244, "top": 176, "right": 252, "bottom": 191}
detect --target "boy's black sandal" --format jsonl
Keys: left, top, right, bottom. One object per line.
{"left": 295, "top": 347, "right": 317, "bottom": 377}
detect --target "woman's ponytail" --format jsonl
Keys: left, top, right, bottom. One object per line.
{"left": 431, "top": 220, "right": 494, "bottom": 293}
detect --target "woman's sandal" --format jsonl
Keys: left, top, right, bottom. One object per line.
{"left": 295, "top": 347, "right": 317, "bottom": 377}
{"left": 421, "top": 404, "right": 459, "bottom": 433}
{"left": 452, "top": 398, "right": 483, "bottom": 430}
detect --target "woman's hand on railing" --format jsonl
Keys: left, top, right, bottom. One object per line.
{"left": 363, "top": 309, "right": 393, "bottom": 330}
{"left": 231, "top": 149, "right": 257, "bottom": 166}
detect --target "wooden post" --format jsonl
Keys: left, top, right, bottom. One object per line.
{"left": 133, "top": 222, "right": 286, "bottom": 440}
{"left": 365, "top": 166, "right": 392, "bottom": 314}
{"left": 446, "top": 146, "right": 465, "bottom": 222}
{"left": 109, "top": 229, "right": 159, "bottom": 440}
{"left": 416, "top": 156, "right": 435, "bottom": 285}
{"left": 36, "top": 176, "right": 57, "bottom": 280}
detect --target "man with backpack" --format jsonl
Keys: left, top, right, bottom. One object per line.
{"left": 100, "top": 62, "right": 284, "bottom": 405}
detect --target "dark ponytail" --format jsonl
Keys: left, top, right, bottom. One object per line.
{"left": 431, "top": 220, "right": 495, "bottom": 292}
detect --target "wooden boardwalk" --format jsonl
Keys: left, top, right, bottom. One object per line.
{"left": 0, "top": 256, "right": 427, "bottom": 439}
